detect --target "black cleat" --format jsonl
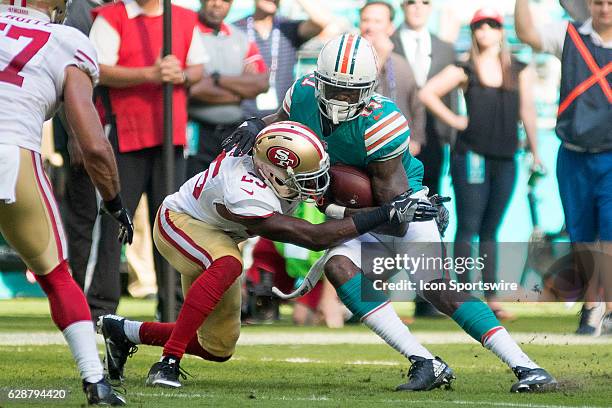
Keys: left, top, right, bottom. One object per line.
{"left": 511, "top": 367, "right": 558, "bottom": 393}
{"left": 396, "top": 356, "right": 454, "bottom": 391}
{"left": 146, "top": 356, "right": 188, "bottom": 388}
{"left": 97, "top": 315, "right": 138, "bottom": 384}
{"left": 83, "top": 378, "right": 126, "bottom": 406}
{"left": 576, "top": 303, "right": 603, "bottom": 336}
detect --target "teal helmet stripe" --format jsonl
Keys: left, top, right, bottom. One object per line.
{"left": 349, "top": 35, "right": 362, "bottom": 75}
{"left": 334, "top": 34, "right": 346, "bottom": 72}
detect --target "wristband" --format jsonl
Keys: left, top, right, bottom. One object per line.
{"left": 351, "top": 206, "right": 390, "bottom": 235}
{"left": 103, "top": 194, "right": 123, "bottom": 213}
{"left": 325, "top": 204, "right": 346, "bottom": 219}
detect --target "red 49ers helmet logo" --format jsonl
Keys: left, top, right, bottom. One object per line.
{"left": 267, "top": 146, "right": 301, "bottom": 169}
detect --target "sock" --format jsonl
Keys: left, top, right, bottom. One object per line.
{"left": 63, "top": 321, "right": 104, "bottom": 383}
{"left": 362, "top": 302, "right": 434, "bottom": 360}
{"left": 124, "top": 319, "right": 143, "bottom": 344}
{"left": 141, "top": 322, "right": 230, "bottom": 362}
{"left": 483, "top": 327, "right": 539, "bottom": 369}
{"left": 163, "top": 256, "right": 242, "bottom": 359}
{"left": 451, "top": 300, "right": 501, "bottom": 343}
{"left": 35, "top": 261, "right": 92, "bottom": 330}
{"left": 452, "top": 301, "right": 539, "bottom": 369}
{"left": 337, "top": 274, "right": 434, "bottom": 360}
{"left": 336, "top": 274, "right": 387, "bottom": 319}
{"left": 35, "top": 261, "right": 103, "bottom": 382}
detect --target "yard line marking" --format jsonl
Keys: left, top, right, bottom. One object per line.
{"left": 0, "top": 331, "right": 611, "bottom": 346}
{"left": 128, "top": 393, "right": 605, "bottom": 408}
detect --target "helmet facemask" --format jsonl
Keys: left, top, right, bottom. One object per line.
{"left": 315, "top": 71, "right": 376, "bottom": 125}
{"left": 255, "top": 155, "right": 330, "bottom": 202}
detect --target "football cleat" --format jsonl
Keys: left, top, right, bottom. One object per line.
{"left": 396, "top": 356, "right": 454, "bottom": 392}
{"left": 97, "top": 315, "right": 138, "bottom": 384}
{"left": 511, "top": 367, "right": 558, "bottom": 392}
{"left": 83, "top": 378, "right": 126, "bottom": 406}
{"left": 576, "top": 303, "right": 604, "bottom": 336}
{"left": 146, "top": 356, "right": 188, "bottom": 388}
{"left": 600, "top": 312, "right": 612, "bottom": 336}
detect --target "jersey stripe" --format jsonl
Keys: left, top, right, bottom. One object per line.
{"left": 365, "top": 115, "right": 407, "bottom": 148}
{"left": 283, "top": 83, "right": 294, "bottom": 114}
{"left": 365, "top": 111, "right": 402, "bottom": 140}
{"left": 76, "top": 49, "right": 96, "bottom": 67}
{"left": 374, "top": 136, "right": 410, "bottom": 160}
{"left": 366, "top": 122, "right": 409, "bottom": 154}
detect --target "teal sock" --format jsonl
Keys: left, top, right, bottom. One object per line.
{"left": 336, "top": 274, "right": 387, "bottom": 320}
{"left": 452, "top": 300, "right": 501, "bottom": 343}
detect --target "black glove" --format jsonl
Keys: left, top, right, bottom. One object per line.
{"left": 384, "top": 192, "right": 438, "bottom": 224}
{"left": 100, "top": 195, "right": 134, "bottom": 245}
{"left": 429, "top": 194, "right": 451, "bottom": 236}
{"left": 221, "top": 117, "right": 266, "bottom": 157}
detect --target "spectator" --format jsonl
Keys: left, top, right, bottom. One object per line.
{"left": 87, "top": 0, "right": 208, "bottom": 320}
{"left": 515, "top": 0, "right": 612, "bottom": 335}
{"left": 391, "top": 0, "right": 457, "bottom": 197}
{"left": 359, "top": 0, "right": 425, "bottom": 149}
{"left": 420, "top": 8, "right": 542, "bottom": 320}
{"left": 235, "top": 0, "right": 332, "bottom": 118}
{"left": 186, "top": 0, "right": 269, "bottom": 179}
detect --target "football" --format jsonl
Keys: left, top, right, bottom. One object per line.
{"left": 329, "top": 164, "right": 373, "bottom": 208}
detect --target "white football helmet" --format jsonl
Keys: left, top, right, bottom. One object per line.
{"left": 0, "top": 0, "right": 71, "bottom": 23}
{"left": 315, "top": 34, "right": 379, "bottom": 125}
{"left": 253, "top": 121, "right": 330, "bottom": 202}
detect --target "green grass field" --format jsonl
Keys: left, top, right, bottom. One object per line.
{"left": 0, "top": 299, "right": 610, "bottom": 408}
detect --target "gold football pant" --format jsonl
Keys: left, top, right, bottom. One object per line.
{"left": 0, "top": 148, "right": 67, "bottom": 275}
{"left": 153, "top": 206, "right": 242, "bottom": 357}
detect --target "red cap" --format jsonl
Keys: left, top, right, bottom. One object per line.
{"left": 470, "top": 8, "right": 504, "bottom": 26}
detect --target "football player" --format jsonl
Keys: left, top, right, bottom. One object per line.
{"left": 222, "top": 34, "right": 557, "bottom": 392}
{"left": 0, "top": 0, "right": 133, "bottom": 405}
{"left": 98, "top": 121, "right": 437, "bottom": 388}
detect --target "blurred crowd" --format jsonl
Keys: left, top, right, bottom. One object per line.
{"left": 33, "top": 0, "right": 610, "bottom": 333}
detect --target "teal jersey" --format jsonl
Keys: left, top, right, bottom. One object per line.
{"left": 282, "top": 73, "right": 423, "bottom": 192}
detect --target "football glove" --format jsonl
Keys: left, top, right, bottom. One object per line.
{"left": 100, "top": 196, "right": 134, "bottom": 245}
{"left": 385, "top": 192, "right": 438, "bottom": 224}
{"left": 428, "top": 194, "right": 451, "bottom": 237}
{"left": 221, "top": 117, "right": 266, "bottom": 156}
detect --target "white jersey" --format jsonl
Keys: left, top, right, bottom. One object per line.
{"left": 164, "top": 153, "right": 298, "bottom": 242}
{"left": 0, "top": 11, "right": 99, "bottom": 153}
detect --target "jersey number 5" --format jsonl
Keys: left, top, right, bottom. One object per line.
{"left": 0, "top": 23, "right": 50, "bottom": 87}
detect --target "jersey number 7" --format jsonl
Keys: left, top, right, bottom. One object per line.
{"left": 0, "top": 23, "right": 50, "bottom": 87}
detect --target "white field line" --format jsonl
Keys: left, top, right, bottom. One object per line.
{"left": 0, "top": 331, "right": 611, "bottom": 346}
{"left": 128, "top": 392, "right": 606, "bottom": 408}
